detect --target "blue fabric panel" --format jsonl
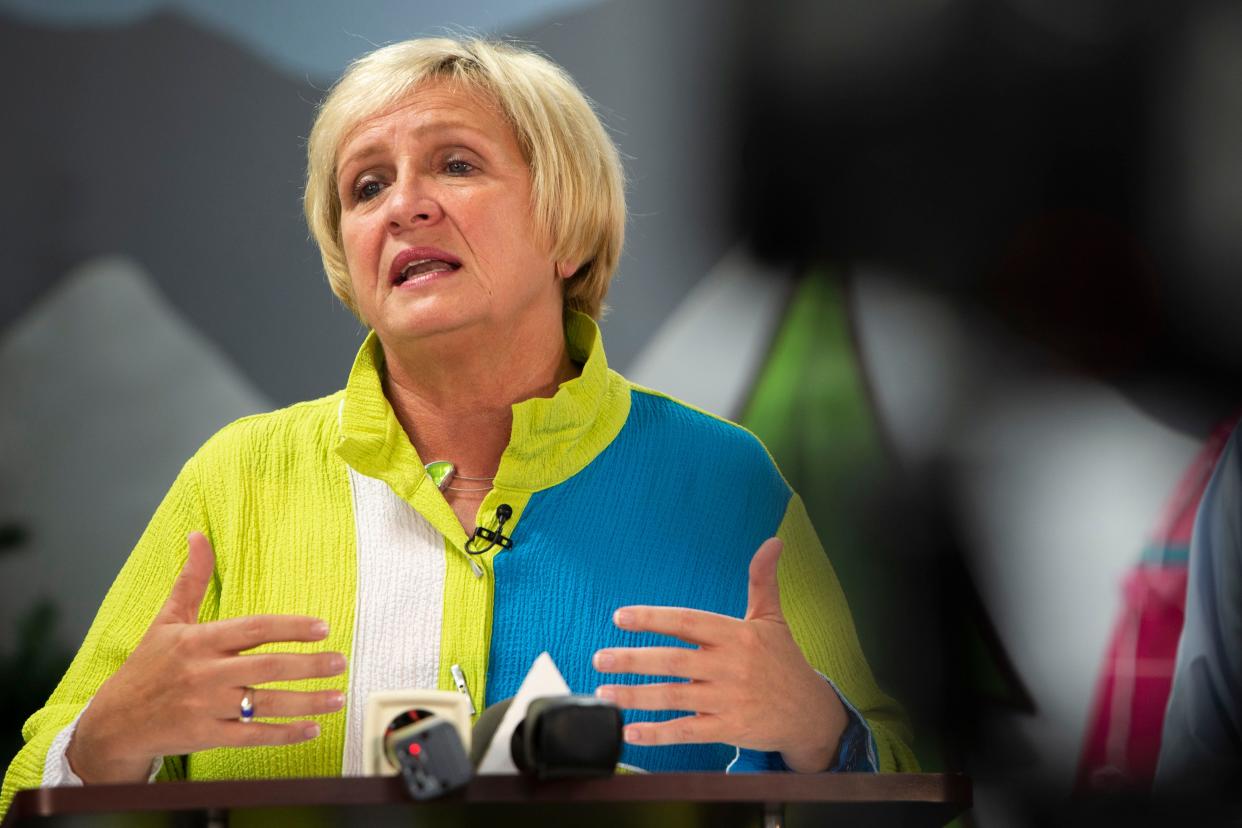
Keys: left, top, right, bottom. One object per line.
{"left": 487, "top": 389, "right": 791, "bottom": 772}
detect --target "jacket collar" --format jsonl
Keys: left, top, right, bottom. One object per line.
{"left": 335, "top": 312, "right": 630, "bottom": 522}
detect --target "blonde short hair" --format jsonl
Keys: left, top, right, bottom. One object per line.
{"left": 304, "top": 37, "right": 626, "bottom": 320}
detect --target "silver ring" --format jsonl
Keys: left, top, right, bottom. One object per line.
{"left": 239, "top": 690, "right": 255, "bottom": 723}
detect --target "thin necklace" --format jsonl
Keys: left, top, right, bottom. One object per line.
{"left": 425, "top": 461, "right": 494, "bottom": 493}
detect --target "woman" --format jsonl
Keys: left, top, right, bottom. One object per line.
{"left": 2, "top": 37, "right": 914, "bottom": 810}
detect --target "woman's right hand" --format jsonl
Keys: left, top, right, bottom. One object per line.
{"left": 66, "top": 532, "right": 347, "bottom": 783}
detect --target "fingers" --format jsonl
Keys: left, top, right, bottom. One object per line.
{"left": 621, "top": 714, "right": 718, "bottom": 746}
{"left": 156, "top": 532, "right": 216, "bottom": 625}
{"left": 612, "top": 606, "right": 734, "bottom": 646}
{"left": 216, "top": 651, "right": 347, "bottom": 687}
{"left": 745, "top": 537, "right": 784, "bottom": 622}
{"left": 210, "top": 687, "right": 345, "bottom": 721}
{"left": 214, "top": 720, "right": 325, "bottom": 748}
{"left": 593, "top": 646, "right": 712, "bottom": 680}
{"left": 205, "top": 615, "right": 330, "bottom": 653}
{"left": 595, "top": 680, "right": 718, "bottom": 713}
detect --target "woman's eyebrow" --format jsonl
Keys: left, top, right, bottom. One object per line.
{"left": 337, "top": 120, "right": 493, "bottom": 175}
{"left": 337, "top": 142, "right": 387, "bottom": 178}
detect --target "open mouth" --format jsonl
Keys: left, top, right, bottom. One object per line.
{"left": 389, "top": 248, "right": 463, "bottom": 286}
{"left": 393, "top": 259, "right": 461, "bottom": 285}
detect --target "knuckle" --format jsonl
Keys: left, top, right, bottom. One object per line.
{"left": 737, "top": 720, "right": 762, "bottom": 745}
{"left": 249, "top": 689, "right": 274, "bottom": 716}
{"left": 674, "top": 611, "right": 697, "bottom": 639}
{"left": 258, "top": 727, "right": 289, "bottom": 747}
{"left": 255, "top": 654, "right": 283, "bottom": 678}
{"left": 175, "top": 661, "right": 204, "bottom": 689}
{"left": 283, "top": 691, "right": 313, "bottom": 716}
{"left": 192, "top": 659, "right": 218, "bottom": 684}
{"left": 241, "top": 616, "right": 265, "bottom": 640}
{"left": 676, "top": 721, "right": 696, "bottom": 742}
{"left": 281, "top": 724, "right": 309, "bottom": 745}
{"left": 241, "top": 726, "right": 273, "bottom": 747}
{"left": 668, "top": 648, "right": 692, "bottom": 676}
{"left": 238, "top": 728, "right": 266, "bottom": 747}
{"left": 737, "top": 626, "right": 761, "bottom": 651}
{"left": 169, "top": 626, "right": 197, "bottom": 655}
{"left": 185, "top": 693, "right": 211, "bottom": 718}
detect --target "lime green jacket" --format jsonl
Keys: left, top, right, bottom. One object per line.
{"left": 2, "top": 314, "right": 915, "bottom": 816}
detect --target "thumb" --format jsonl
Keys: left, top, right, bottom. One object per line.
{"left": 156, "top": 532, "right": 215, "bottom": 625}
{"left": 744, "top": 537, "right": 785, "bottom": 622}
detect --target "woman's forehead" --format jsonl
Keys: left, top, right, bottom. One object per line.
{"left": 336, "top": 81, "right": 511, "bottom": 161}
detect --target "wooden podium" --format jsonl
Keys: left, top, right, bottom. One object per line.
{"left": 3, "top": 773, "right": 969, "bottom": 827}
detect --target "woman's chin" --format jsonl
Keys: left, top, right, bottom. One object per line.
{"left": 374, "top": 304, "right": 485, "bottom": 344}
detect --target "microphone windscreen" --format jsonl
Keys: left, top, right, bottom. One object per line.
{"left": 469, "top": 697, "right": 513, "bottom": 766}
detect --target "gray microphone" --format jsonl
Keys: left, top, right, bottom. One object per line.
{"left": 384, "top": 710, "right": 473, "bottom": 799}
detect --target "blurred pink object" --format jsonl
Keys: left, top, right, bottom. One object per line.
{"left": 1077, "top": 414, "right": 1239, "bottom": 791}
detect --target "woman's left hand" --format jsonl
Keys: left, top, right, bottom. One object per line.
{"left": 593, "top": 538, "right": 848, "bottom": 772}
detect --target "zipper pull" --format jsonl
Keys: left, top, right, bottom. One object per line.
{"left": 469, "top": 558, "right": 484, "bottom": 578}
{"left": 450, "top": 663, "right": 477, "bottom": 715}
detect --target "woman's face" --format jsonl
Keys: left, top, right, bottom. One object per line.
{"left": 335, "top": 82, "right": 565, "bottom": 345}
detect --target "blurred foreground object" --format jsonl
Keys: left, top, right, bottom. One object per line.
{"left": 735, "top": 0, "right": 1242, "bottom": 408}
{"left": 1156, "top": 422, "right": 1242, "bottom": 795}
{"left": 1078, "top": 415, "right": 1239, "bottom": 790}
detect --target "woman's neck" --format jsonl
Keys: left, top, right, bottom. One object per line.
{"left": 380, "top": 312, "right": 579, "bottom": 496}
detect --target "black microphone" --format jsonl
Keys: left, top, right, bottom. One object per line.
{"left": 466, "top": 503, "right": 514, "bottom": 553}
{"left": 471, "top": 695, "right": 624, "bottom": 779}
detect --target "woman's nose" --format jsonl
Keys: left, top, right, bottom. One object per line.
{"left": 386, "top": 175, "right": 443, "bottom": 230}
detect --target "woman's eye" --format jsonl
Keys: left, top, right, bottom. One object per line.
{"left": 354, "top": 179, "right": 383, "bottom": 202}
{"left": 445, "top": 159, "right": 474, "bottom": 175}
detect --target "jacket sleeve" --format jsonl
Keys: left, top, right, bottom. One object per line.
{"left": 1, "top": 454, "right": 219, "bottom": 818}
{"left": 1155, "top": 427, "right": 1242, "bottom": 792}
{"left": 774, "top": 493, "right": 919, "bottom": 772}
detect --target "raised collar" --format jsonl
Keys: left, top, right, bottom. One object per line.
{"left": 335, "top": 312, "right": 630, "bottom": 540}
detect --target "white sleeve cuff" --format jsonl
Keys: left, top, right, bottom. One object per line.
{"left": 42, "top": 703, "right": 163, "bottom": 786}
